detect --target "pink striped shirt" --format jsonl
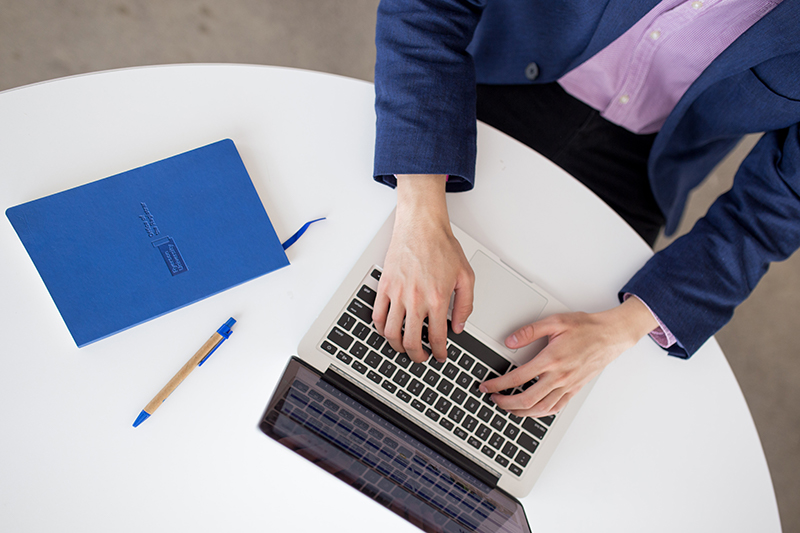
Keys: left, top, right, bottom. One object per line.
{"left": 558, "top": 0, "right": 782, "bottom": 135}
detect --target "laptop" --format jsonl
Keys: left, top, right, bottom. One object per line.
{"left": 260, "top": 210, "right": 598, "bottom": 532}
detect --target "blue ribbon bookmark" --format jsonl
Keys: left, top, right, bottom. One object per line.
{"left": 282, "top": 218, "right": 326, "bottom": 250}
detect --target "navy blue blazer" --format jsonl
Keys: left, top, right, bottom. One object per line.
{"left": 373, "top": 0, "right": 800, "bottom": 358}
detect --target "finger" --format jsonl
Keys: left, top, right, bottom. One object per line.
{"left": 372, "top": 289, "right": 391, "bottom": 336}
{"left": 402, "top": 311, "right": 427, "bottom": 363}
{"left": 480, "top": 364, "right": 542, "bottom": 395}
{"left": 450, "top": 268, "right": 475, "bottom": 334}
{"left": 427, "top": 311, "right": 449, "bottom": 363}
{"left": 488, "top": 372, "right": 555, "bottom": 411}
{"left": 511, "top": 389, "right": 574, "bottom": 418}
{"left": 382, "top": 299, "right": 406, "bottom": 354}
{"left": 505, "top": 317, "right": 557, "bottom": 349}
{"left": 544, "top": 390, "right": 574, "bottom": 416}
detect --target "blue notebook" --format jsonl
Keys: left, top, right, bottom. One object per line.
{"left": 6, "top": 139, "right": 290, "bottom": 347}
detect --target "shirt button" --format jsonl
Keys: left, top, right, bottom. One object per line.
{"left": 619, "top": 95, "right": 630, "bottom": 104}
{"left": 524, "top": 62, "right": 540, "bottom": 81}
{"left": 692, "top": 1, "right": 703, "bottom": 9}
{"left": 650, "top": 30, "right": 661, "bottom": 40}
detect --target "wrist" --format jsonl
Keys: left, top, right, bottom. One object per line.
{"left": 614, "top": 296, "right": 659, "bottom": 347}
{"left": 395, "top": 174, "right": 450, "bottom": 228}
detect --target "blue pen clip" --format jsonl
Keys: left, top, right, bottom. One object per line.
{"left": 199, "top": 317, "right": 236, "bottom": 367}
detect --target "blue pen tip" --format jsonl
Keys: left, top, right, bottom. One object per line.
{"left": 133, "top": 410, "right": 151, "bottom": 428}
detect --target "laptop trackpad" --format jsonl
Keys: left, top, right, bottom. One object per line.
{"left": 466, "top": 251, "right": 548, "bottom": 347}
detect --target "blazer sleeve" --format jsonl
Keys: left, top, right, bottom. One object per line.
{"left": 622, "top": 124, "right": 800, "bottom": 358}
{"left": 373, "top": 0, "right": 487, "bottom": 192}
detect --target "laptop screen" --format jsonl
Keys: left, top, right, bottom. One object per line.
{"left": 260, "top": 358, "right": 531, "bottom": 533}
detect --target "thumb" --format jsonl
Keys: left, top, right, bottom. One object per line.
{"left": 505, "top": 318, "right": 555, "bottom": 349}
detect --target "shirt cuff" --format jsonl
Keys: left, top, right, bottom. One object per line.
{"left": 623, "top": 293, "right": 677, "bottom": 349}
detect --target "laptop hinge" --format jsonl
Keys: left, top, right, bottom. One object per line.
{"left": 322, "top": 366, "right": 500, "bottom": 490}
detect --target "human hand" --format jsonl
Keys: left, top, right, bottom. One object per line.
{"left": 480, "top": 297, "right": 658, "bottom": 417}
{"left": 372, "top": 174, "right": 475, "bottom": 364}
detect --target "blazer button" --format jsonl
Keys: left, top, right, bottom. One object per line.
{"left": 524, "top": 62, "right": 539, "bottom": 81}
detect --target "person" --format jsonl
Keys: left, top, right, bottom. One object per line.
{"left": 369, "top": 0, "right": 800, "bottom": 419}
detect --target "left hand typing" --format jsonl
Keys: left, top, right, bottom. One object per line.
{"left": 479, "top": 297, "right": 658, "bottom": 417}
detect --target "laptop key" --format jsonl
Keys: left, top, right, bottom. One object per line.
{"left": 450, "top": 388, "right": 467, "bottom": 406}
{"left": 489, "top": 433, "right": 505, "bottom": 450}
{"left": 467, "top": 437, "right": 481, "bottom": 449}
{"left": 321, "top": 340, "right": 338, "bottom": 355}
{"left": 434, "top": 397, "right": 452, "bottom": 415}
{"left": 538, "top": 415, "right": 556, "bottom": 427}
{"left": 381, "top": 343, "right": 398, "bottom": 359}
{"left": 515, "top": 450, "right": 531, "bottom": 467}
{"left": 481, "top": 446, "right": 495, "bottom": 459}
{"left": 439, "top": 418, "right": 454, "bottom": 431}
{"left": 347, "top": 299, "right": 373, "bottom": 324}
{"left": 408, "top": 379, "right": 424, "bottom": 396}
{"left": 411, "top": 399, "right": 425, "bottom": 412}
{"left": 509, "top": 464, "right": 523, "bottom": 477}
{"left": 475, "top": 424, "right": 492, "bottom": 441}
{"left": 336, "top": 351, "right": 352, "bottom": 365}
{"left": 352, "top": 361, "right": 367, "bottom": 374}
{"left": 367, "top": 371, "right": 382, "bottom": 385}
{"left": 464, "top": 397, "right": 480, "bottom": 414}
{"left": 517, "top": 433, "right": 540, "bottom": 454}
{"left": 522, "top": 418, "right": 548, "bottom": 440}
{"left": 379, "top": 360, "right": 397, "bottom": 379}
{"left": 395, "top": 353, "right": 412, "bottom": 368}
{"left": 503, "top": 424, "right": 520, "bottom": 440}
{"left": 357, "top": 285, "right": 377, "bottom": 306}
{"left": 353, "top": 322, "right": 370, "bottom": 340}
{"left": 502, "top": 441, "right": 519, "bottom": 459}
{"left": 495, "top": 455, "right": 509, "bottom": 468}
{"left": 455, "top": 371, "right": 472, "bottom": 389}
{"left": 442, "top": 363, "right": 459, "bottom": 380}
{"left": 425, "top": 409, "right": 440, "bottom": 422}
{"left": 429, "top": 358, "right": 444, "bottom": 371}
{"left": 349, "top": 341, "right": 368, "bottom": 359}
{"left": 382, "top": 381, "right": 397, "bottom": 394}
{"left": 365, "top": 351, "right": 382, "bottom": 368}
{"left": 367, "top": 332, "right": 384, "bottom": 350}
{"left": 457, "top": 352, "right": 475, "bottom": 371}
{"left": 471, "top": 362, "right": 488, "bottom": 380}
{"left": 448, "top": 406, "right": 465, "bottom": 424}
{"left": 490, "top": 414, "right": 506, "bottom": 432}
{"left": 327, "top": 327, "right": 354, "bottom": 350}
{"left": 447, "top": 344, "right": 462, "bottom": 361}
{"left": 423, "top": 369, "right": 440, "bottom": 386}
{"left": 409, "top": 362, "right": 426, "bottom": 378}
{"left": 461, "top": 415, "right": 478, "bottom": 433}
{"left": 396, "top": 389, "right": 412, "bottom": 403}
{"left": 392, "top": 369, "right": 410, "bottom": 388}
{"left": 477, "top": 406, "right": 493, "bottom": 423}
{"left": 453, "top": 427, "right": 468, "bottom": 440}
{"left": 436, "top": 379, "right": 454, "bottom": 396}
{"left": 421, "top": 388, "right": 438, "bottom": 405}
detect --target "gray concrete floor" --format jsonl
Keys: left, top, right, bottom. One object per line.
{"left": 2, "top": 1, "right": 798, "bottom": 530}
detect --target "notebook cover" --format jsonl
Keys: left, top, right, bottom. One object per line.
{"left": 6, "top": 139, "right": 289, "bottom": 347}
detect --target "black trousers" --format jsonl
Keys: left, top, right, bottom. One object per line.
{"left": 476, "top": 83, "right": 664, "bottom": 247}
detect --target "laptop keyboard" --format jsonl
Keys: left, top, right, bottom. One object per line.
{"left": 319, "top": 268, "right": 555, "bottom": 478}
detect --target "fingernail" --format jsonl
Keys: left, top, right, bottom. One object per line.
{"left": 457, "top": 322, "right": 465, "bottom": 332}
{"left": 479, "top": 384, "right": 488, "bottom": 394}
{"left": 506, "top": 334, "right": 518, "bottom": 347}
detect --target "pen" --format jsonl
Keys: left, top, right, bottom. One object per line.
{"left": 133, "top": 317, "right": 236, "bottom": 428}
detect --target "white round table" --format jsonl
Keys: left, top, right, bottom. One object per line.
{"left": 0, "top": 65, "right": 780, "bottom": 532}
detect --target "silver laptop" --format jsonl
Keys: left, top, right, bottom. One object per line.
{"left": 260, "top": 210, "right": 598, "bottom": 531}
